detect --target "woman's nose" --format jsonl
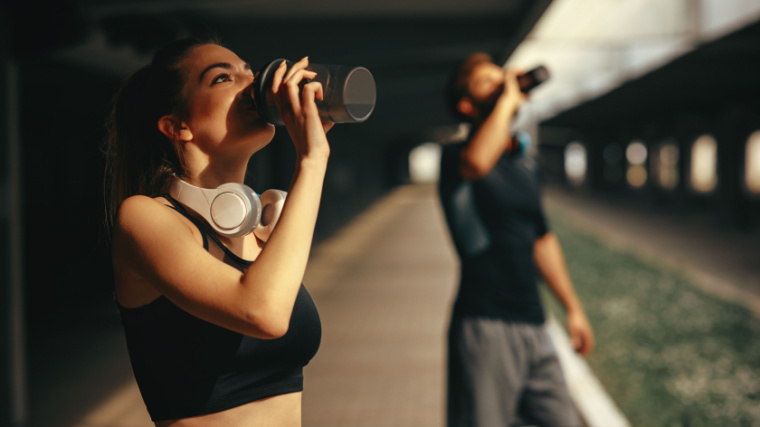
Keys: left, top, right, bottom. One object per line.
{"left": 240, "top": 74, "right": 255, "bottom": 97}
{"left": 240, "top": 71, "right": 254, "bottom": 85}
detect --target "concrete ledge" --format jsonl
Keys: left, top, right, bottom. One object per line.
{"left": 546, "top": 317, "right": 631, "bottom": 427}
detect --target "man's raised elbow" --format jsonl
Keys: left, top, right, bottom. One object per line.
{"left": 460, "top": 160, "right": 490, "bottom": 180}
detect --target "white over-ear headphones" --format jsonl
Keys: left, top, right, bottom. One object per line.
{"left": 169, "top": 179, "right": 287, "bottom": 241}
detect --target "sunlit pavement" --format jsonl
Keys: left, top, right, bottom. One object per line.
{"left": 301, "top": 185, "right": 456, "bottom": 426}
{"left": 41, "top": 182, "right": 760, "bottom": 427}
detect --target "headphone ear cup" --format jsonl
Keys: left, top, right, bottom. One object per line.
{"left": 212, "top": 183, "right": 262, "bottom": 238}
{"left": 253, "top": 189, "right": 287, "bottom": 242}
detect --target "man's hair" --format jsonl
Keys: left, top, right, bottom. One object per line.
{"left": 444, "top": 52, "right": 494, "bottom": 122}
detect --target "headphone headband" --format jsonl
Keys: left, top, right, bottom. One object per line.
{"left": 169, "top": 179, "right": 261, "bottom": 238}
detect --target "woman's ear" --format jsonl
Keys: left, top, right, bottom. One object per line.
{"left": 457, "top": 98, "right": 475, "bottom": 118}
{"left": 158, "top": 115, "right": 193, "bottom": 142}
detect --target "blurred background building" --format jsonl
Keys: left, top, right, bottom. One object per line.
{"left": 1, "top": 0, "right": 759, "bottom": 425}
{"left": 509, "top": 0, "right": 760, "bottom": 232}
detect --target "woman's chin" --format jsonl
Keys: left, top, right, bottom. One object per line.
{"left": 247, "top": 128, "right": 277, "bottom": 152}
{"left": 240, "top": 118, "right": 275, "bottom": 140}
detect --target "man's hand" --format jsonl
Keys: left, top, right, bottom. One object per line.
{"left": 498, "top": 68, "right": 528, "bottom": 114}
{"left": 567, "top": 310, "right": 595, "bottom": 356}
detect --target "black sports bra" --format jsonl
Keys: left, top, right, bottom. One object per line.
{"left": 117, "top": 195, "right": 321, "bottom": 421}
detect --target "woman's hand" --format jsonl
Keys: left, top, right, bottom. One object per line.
{"left": 270, "top": 57, "right": 332, "bottom": 160}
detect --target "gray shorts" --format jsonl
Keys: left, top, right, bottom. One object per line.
{"left": 447, "top": 317, "right": 581, "bottom": 427}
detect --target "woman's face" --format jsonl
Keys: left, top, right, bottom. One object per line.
{"left": 177, "top": 44, "right": 274, "bottom": 155}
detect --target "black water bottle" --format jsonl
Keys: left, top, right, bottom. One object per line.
{"left": 251, "top": 58, "right": 377, "bottom": 125}
{"left": 517, "top": 65, "right": 550, "bottom": 93}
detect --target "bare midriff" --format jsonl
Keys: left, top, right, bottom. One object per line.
{"left": 155, "top": 392, "right": 301, "bottom": 427}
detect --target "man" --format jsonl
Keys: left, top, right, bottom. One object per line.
{"left": 438, "top": 52, "right": 595, "bottom": 427}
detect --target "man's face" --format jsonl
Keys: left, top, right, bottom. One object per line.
{"left": 467, "top": 62, "right": 505, "bottom": 101}
{"left": 466, "top": 62, "right": 505, "bottom": 119}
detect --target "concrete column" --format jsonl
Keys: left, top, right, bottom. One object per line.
{"left": 1, "top": 53, "right": 27, "bottom": 427}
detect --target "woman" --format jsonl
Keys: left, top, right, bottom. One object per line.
{"left": 105, "top": 38, "right": 329, "bottom": 426}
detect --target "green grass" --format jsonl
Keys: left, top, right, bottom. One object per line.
{"left": 542, "top": 211, "right": 760, "bottom": 427}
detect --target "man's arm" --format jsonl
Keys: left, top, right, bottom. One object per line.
{"left": 459, "top": 69, "right": 525, "bottom": 180}
{"left": 533, "top": 232, "right": 595, "bottom": 356}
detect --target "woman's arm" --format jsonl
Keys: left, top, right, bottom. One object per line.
{"left": 233, "top": 57, "right": 331, "bottom": 337}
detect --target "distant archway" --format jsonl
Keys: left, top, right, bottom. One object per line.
{"left": 626, "top": 140, "right": 647, "bottom": 188}
{"left": 564, "top": 142, "right": 587, "bottom": 187}
{"left": 745, "top": 131, "right": 760, "bottom": 194}
{"left": 690, "top": 134, "right": 718, "bottom": 193}
{"left": 656, "top": 141, "right": 680, "bottom": 190}
{"left": 409, "top": 142, "right": 442, "bottom": 184}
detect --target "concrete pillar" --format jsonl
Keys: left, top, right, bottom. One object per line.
{"left": 1, "top": 52, "right": 27, "bottom": 427}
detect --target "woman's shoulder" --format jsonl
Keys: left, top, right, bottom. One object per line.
{"left": 116, "top": 195, "right": 181, "bottom": 236}
{"left": 113, "top": 195, "right": 197, "bottom": 308}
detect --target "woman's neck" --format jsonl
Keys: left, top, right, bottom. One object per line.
{"left": 183, "top": 150, "right": 250, "bottom": 188}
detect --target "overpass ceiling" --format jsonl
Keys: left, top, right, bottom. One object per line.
{"left": 84, "top": 0, "right": 526, "bottom": 18}
{"left": 541, "top": 18, "right": 760, "bottom": 130}
{"left": 5, "top": 0, "right": 552, "bottom": 136}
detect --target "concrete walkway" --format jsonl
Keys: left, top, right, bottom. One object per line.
{"left": 301, "top": 184, "right": 456, "bottom": 426}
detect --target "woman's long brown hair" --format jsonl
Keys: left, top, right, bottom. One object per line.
{"left": 103, "top": 37, "right": 218, "bottom": 234}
